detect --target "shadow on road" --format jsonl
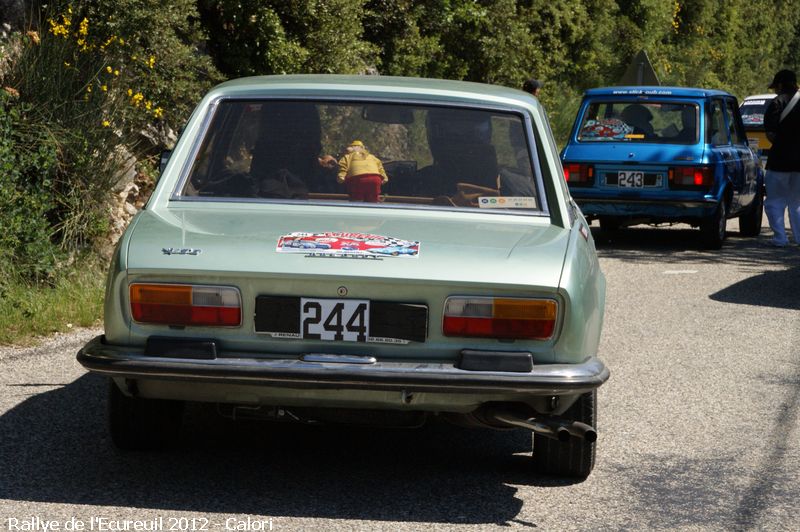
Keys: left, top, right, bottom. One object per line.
{"left": 593, "top": 225, "right": 800, "bottom": 270}
{"left": 733, "top": 363, "right": 800, "bottom": 530}
{"left": 0, "top": 373, "right": 575, "bottom": 525}
{"left": 710, "top": 265, "right": 800, "bottom": 310}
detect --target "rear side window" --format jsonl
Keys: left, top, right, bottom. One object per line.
{"left": 707, "top": 100, "right": 729, "bottom": 145}
{"left": 577, "top": 101, "right": 698, "bottom": 144}
{"left": 724, "top": 99, "right": 746, "bottom": 145}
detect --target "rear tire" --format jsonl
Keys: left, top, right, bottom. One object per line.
{"left": 108, "top": 379, "right": 184, "bottom": 450}
{"left": 533, "top": 390, "right": 597, "bottom": 478}
{"left": 700, "top": 199, "right": 727, "bottom": 249}
{"left": 738, "top": 190, "right": 763, "bottom": 237}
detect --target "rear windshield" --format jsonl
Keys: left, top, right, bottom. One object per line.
{"left": 179, "top": 100, "right": 540, "bottom": 213}
{"left": 740, "top": 99, "right": 772, "bottom": 127}
{"left": 577, "top": 101, "right": 699, "bottom": 144}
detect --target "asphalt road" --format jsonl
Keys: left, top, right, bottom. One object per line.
{"left": 1, "top": 218, "right": 798, "bottom": 531}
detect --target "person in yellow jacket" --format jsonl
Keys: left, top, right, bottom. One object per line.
{"left": 337, "top": 140, "right": 388, "bottom": 202}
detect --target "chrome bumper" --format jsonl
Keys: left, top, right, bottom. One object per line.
{"left": 77, "top": 335, "right": 609, "bottom": 396}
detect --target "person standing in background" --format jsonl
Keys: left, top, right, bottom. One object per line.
{"left": 763, "top": 69, "right": 800, "bottom": 247}
{"left": 522, "top": 78, "right": 542, "bottom": 97}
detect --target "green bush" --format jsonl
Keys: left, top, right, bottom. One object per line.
{"left": 0, "top": 91, "right": 62, "bottom": 283}
{"left": 0, "top": 2, "right": 221, "bottom": 284}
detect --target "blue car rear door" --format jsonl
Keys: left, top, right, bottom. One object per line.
{"left": 707, "top": 98, "right": 737, "bottom": 208}
{"left": 724, "top": 97, "right": 758, "bottom": 211}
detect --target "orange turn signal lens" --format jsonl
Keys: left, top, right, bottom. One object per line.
{"left": 130, "top": 283, "right": 241, "bottom": 327}
{"left": 443, "top": 297, "right": 557, "bottom": 340}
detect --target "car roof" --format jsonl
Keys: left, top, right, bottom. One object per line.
{"left": 741, "top": 93, "right": 776, "bottom": 101}
{"left": 583, "top": 86, "right": 733, "bottom": 98}
{"left": 206, "top": 74, "right": 539, "bottom": 108}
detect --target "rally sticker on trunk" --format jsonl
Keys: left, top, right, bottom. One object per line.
{"left": 276, "top": 232, "right": 420, "bottom": 258}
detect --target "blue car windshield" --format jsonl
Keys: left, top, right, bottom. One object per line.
{"left": 577, "top": 101, "right": 698, "bottom": 144}
{"left": 179, "top": 99, "right": 540, "bottom": 213}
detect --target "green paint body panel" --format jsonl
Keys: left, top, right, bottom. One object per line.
{"left": 84, "top": 75, "right": 607, "bottom": 416}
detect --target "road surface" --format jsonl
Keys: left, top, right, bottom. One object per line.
{"left": 1, "top": 220, "right": 798, "bottom": 531}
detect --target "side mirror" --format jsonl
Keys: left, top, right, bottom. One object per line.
{"left": 159, "top": 150, "right": 172, "bottom": 174}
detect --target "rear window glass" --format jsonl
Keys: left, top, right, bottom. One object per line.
{"left": 179, "top": 100, "right": 540, "bottom": 213}
{"left": 740, "top": 99, "right": 773, "bottom": 127}
{"left": 577, "top": 101, "right": 698, "bottom": 144}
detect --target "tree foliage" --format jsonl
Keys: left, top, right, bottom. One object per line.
{"left": 3, "top": 0, "right": 800, "bottom": 282}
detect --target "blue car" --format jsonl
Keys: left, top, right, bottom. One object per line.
{"left": 561, "top": 86, "right": 763, "bottom": 248}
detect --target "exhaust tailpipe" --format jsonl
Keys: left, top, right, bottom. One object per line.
{"left": 486, "top": 410, "right": 597, "bottom": 443}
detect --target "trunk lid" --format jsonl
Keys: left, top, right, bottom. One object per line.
{"left": 124, "top": 204, "right": 570, "bottom": 359}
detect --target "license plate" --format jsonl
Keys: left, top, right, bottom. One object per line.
{"left": 618, "top": 171, "right": 644, "bottom": 187}
{"left": 300, "top": 298, "right": 369, "bottom": 342}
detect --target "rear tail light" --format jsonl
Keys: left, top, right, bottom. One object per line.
{"left": 563, "top": 163, "right": 594, "bottom": 186}
{"left": 668, "top": 166, "right": 714, "bottom": 189}
{"left": 130, "top": 283, "right": 242, "bottom": 327}
{"left": 443, "top": 297, "right": 557, "bottom": 340}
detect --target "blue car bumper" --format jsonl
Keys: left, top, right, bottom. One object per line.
{"left": 573, "top": 197, "right": 718, "bottom": 220}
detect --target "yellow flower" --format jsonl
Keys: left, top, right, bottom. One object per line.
{"left": 153, "top": 108, "right": 164, "bottom": 118}
{"left": 114, "top": 70, "right": 120, "bottom": 76}
{"left": 106, "top": 66, "right": 112, "bottom": 73}
{"left": 145, "top": 101, "right": 152, "bottom": 110}
{"left": 79, "top": 18, "right": 88, "bottom": 37}
{"left": 86, "top": 85, "right": 92, "bottom": 93}
{"left": 147, "top": 55, "right": 156, "bottom": 68}
{"left": 48, "top": 19, "right": 69, "bottom": 38}
{"left": 127, "top": 88, "right": 133, "bottom": 97}
{"left": 102, "top": 120, "right": 110, "bottom": 127}
{"left": 131, "top": 92, "right": 144, "bottom": 106}
{"left": 63, "top": 61, "right": 71, "bottom": 67}
{"left": 101, "top": 85, "right": 108, "bottom": 92}
{"left": 119, "top": 37, "right": 125, "bottom": 45}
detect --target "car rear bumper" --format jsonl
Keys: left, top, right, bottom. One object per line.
{"left": 573, "top": 197, "right": 718, "bottom": 219}
{"left": 77, "top": 335, "right": 609, "bottom": 408}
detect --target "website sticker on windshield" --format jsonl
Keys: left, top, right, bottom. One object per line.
{"left": 277, "top": 232, "right": 420, "bottom": 258}
{"left": 478, "top": 197, "right": 538, "bottom": 209}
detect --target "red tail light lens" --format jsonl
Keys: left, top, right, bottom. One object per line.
{"left": 130, "top": 283, "right": 242, "bottom": 327}
{"left": 563, "top": 163, "right": 594, "bottom": 186}
{"left": 443, "top": 297, "right": 557, "bottom": 340}
{"left": 669, "top": 166, "right": 714, "bottom": 188}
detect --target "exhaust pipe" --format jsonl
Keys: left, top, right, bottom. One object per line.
{"left": 485, "top": 410, "right": 597, "bottom": 443}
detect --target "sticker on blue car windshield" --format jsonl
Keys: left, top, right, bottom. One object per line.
{"left": 277, "top": 232, "right": 420, "bottom": 258}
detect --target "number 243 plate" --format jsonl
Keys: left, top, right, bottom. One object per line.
{"left": 618, "top": 171, "right": 644, "bottom": 187}
{"left": 301, "top": 298, "right": 369, "bottom": 342}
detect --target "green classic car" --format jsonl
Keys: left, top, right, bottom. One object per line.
{"left": 78, "top": 75, "right": 608, "bottom": 478}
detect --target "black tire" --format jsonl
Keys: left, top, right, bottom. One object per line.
{"left": 108, "top": 379, "right": 184, "bottom": 450}
{"left": 738, "top": 190, "right": 763, "bottom": 237}
{"left": 700, "top": 199, "right": 727, "bottom": 249}
{"left": 533, "top": 390, "right": 597, "bottom": 478}
{"left": 598, "top": 217, "right": 621, "bottom": 232}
